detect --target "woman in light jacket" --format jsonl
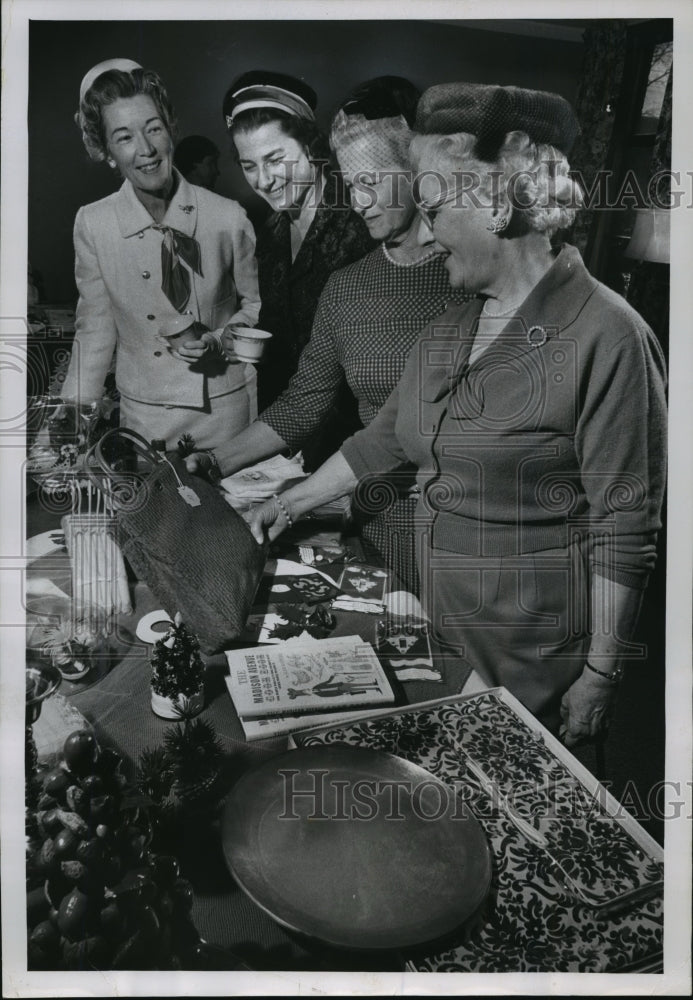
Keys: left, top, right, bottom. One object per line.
{"left": 61, "top": 59, "right": 261, "bottom": 451}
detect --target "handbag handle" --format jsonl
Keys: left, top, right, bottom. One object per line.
{"left": 84, "top": 428, "right": 165, "bottom": 512}
{"left": 92, "top": 427, "right": 164, "bottom": 473}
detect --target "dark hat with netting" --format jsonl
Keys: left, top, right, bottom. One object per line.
{"left": 330, "top": 76, "right": 421, "bottom": 172}
{"left": 415, "top": 82, "right": 580, "bottom": 160}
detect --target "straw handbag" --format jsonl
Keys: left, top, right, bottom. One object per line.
{"left": 87, "top": 429, "right": 266, "bottom": 654}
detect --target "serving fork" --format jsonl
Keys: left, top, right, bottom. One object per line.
{"left": 456, "top": 748, "right": 663, "bottom": 914}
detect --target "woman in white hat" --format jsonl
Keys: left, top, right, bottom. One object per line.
{"left": 222, "top": 71, "right": 374, "bottom": 422}
{"left": 245, "top": 82, "right": 667, "bottom": 743}
{"left": 61, "top": 60, "right": 261, "bottom": 452}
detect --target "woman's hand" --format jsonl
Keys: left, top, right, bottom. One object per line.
{"left": 244, "top": 496, "right": 293, "bottom": 545}
{"left": 220, "top": 326, "right": 241, "bottom": 362}
{"left": 558, "top": 668, "right": 619, "bottom": 747}
{"left": 184, "top": 451, "right": 221, "bottom": 484}
{"left": 173, "top": 330, "right": 218, "bottom": 363}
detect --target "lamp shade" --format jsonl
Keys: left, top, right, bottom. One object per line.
{"left": 624, "top": 207, "right": 670, "bottom": 263}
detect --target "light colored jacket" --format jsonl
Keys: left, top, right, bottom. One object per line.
{"left": 62, "top": 171, "right": 261, "bottom": 408}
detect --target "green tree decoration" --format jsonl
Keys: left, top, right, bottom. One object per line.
{"left": 150, "top": 613, "right": 204, "bottom": 702}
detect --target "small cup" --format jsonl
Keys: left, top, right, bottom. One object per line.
{"left": 230, "top": 327, "right": 273, "bottom": 363}
{"left": 158, "top": 315, "right": 203, "bottom": 349}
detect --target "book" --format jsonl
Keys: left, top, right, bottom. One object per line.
{"left": 224, "top": 635, "right": 394, "bottom": 720}
{"left": 239, "top": 705, "right": 396, "bottom": 742}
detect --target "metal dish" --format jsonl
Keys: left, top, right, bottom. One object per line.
{"left": 221, "top": 745, "right": 492, "bottom": 951}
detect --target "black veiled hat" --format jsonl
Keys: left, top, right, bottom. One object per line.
{"left": 415, "top": 83, "right": 580, "bottom": 160}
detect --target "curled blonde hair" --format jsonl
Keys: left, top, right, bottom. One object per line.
{"left": 411, "top": 130, "right": 583, "bottom": 237}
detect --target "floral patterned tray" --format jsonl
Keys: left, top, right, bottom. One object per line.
{"left": 293, "top": 688, "right": 663, "bottom": 973}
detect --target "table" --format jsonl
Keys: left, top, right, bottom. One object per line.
{"left": 25, "top": 505, "right": 473, "bottom": 972}
{"left": 25, "top": 502, "right": 663, "bottom": 973}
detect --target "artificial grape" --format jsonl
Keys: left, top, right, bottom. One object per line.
{"left": 29, "top": 920, "right": 60, "bottom": 957}
{"left": 63, "top": 731, "right": 99, "bottom": 776}
{"left": 148, "top": 854, "right": 180, "bottom": 887}
{"left": 27, "top": 886, "right": 50, "bottom": 926}
{"left": 80, "top": 774, "right": 105, "bottom": 798}
{"left": 75, "top": 837, "right": 103, "bottom": 867}
{"left": 43, "top": 770, "right": 70, "bottom": 803}
{"left": 171, "top": 877, "right": 194, "bottom": 913}
{"left": 54, "top": 828, "right": 78, "bottom": 859}
{"left": 57, "top": 887, "right": 91, "bottom": 941}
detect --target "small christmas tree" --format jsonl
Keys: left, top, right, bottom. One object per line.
{"left": 164, "top": 717, "right": 224, "bottom": 805}
{"left": 135, "top": 715, "right": 226, "bottom": 847}
{"left": 150, "top": 613, "right": 204, "bottom": 713}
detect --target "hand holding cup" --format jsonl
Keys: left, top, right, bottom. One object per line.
{"left": 158, "top": 315, "right": 212, "bottom": 362}
{"left": 222, "top": 326, "right": 273, "bottom": 364}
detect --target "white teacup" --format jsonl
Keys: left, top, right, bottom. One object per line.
{"left": 230, "top": 327, "right": 273, "bottom": 363}
{"left": 158, "top": 314, "right": 203, "bottom": 348}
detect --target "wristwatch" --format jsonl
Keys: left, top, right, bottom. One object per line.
{"left": 585, "top": 661, "right": 625, "bottom": 684}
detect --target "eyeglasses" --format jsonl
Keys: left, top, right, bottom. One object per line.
{"left": 415, "top": 188, "right": 461, "bottom": 229}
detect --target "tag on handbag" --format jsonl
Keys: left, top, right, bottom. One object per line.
{"left": 177, "top": 485, "right": 201, "bottom": 507}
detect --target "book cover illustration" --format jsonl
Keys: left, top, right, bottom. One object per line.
{"left": 225, "top": 637, "right": 394, "bottom": 719}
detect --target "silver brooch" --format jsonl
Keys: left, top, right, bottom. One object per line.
{"left": 527, "top": 325, "right": 548, "bottom": 347}
{"left": 178, "top": 204, "right": 194, "bottom": 214}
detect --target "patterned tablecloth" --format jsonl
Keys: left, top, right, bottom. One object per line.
{"left": 294, "top": 689, "right": 664, "bottom": 973}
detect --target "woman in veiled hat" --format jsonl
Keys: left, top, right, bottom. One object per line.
{"left": 190, "top": 76, "right": 472, "bottom": 593}
{"left": 222, "top": 71, "right": 374, "bottom": 419}
{"left": 246, "top": 82, "right": 667, "bottom": 742}
{"left": 61, "top": 59, "right": 261, "bottom": 452}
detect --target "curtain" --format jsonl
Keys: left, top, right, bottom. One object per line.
{"left": 626, "top": 62, "right": 672, "bottom": 356}
{"left": 567, "top": 21, "right": 629, "bottom": 257}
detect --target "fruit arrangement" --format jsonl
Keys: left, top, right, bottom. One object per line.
{"left": 26, "top": 729, "right": 203, "bottom": 971}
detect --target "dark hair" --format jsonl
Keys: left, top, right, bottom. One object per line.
{"left": 337, "top": 75, "right": 421, "bottom": 128}
{"left": 222, "top": 70, "right": 331, "bottom": 165}
{"left": 173, "top": 135, "right": 220, "bottom": 174}
{"left": 75, "top": 68, "right": 177, "bottom": 162}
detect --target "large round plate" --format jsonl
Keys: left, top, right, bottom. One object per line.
{"left": 221, "top": 745, "right": 492, "bottom": 951}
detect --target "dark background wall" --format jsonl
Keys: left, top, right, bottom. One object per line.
{"left": 28, "top": 18, "right": 585, "bottom": 303}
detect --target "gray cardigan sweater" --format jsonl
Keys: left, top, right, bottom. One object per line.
{"left": 342, "top": 245, "right": 667, "bottom": 590}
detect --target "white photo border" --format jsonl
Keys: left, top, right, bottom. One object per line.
{"left": 2, "top": 0, "right": 691, "bottom": 995}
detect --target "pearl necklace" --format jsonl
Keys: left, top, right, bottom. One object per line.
{"left": 382, "top": 243, "right": 441, "bottom": 268}
{"left": 480, "top": 296, "right": 526, "bottom": 318}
